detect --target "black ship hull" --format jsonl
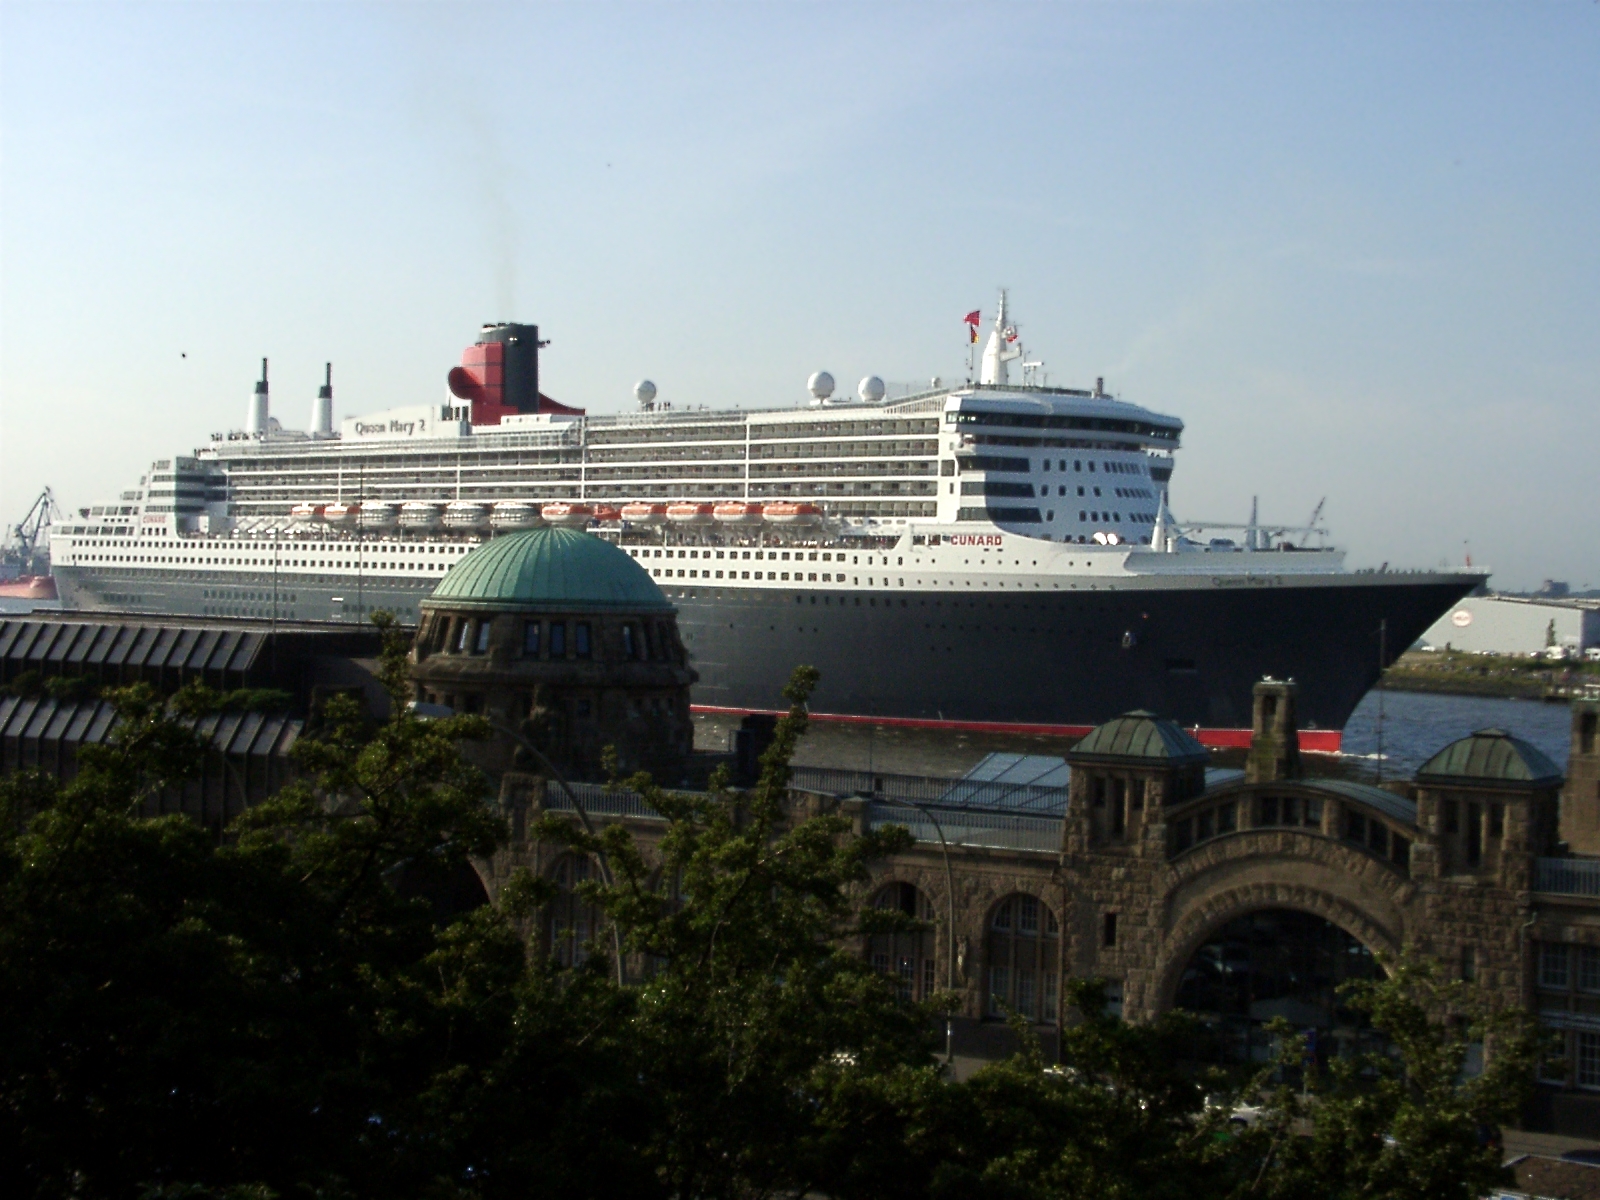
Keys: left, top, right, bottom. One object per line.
{"left": 54, "top": 564, "right": 1477, "bottom": 748}
{"left": 669, "top": 576, "right": 1476, "bottom": 745}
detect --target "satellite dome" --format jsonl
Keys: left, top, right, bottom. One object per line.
{"left": 807, "top": 371, "right": 835, "bottom": 400}
{"left": 634, "top": 379, "right": 657, "bottom": 405}
{"left": 858, "top": 375, "right": 886, "bottom": 403}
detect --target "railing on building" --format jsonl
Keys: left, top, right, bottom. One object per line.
{"left": 542, "top": 780, "right": 667, "bottom": 821}
{"left": 790, "top": 765, "right": 1068, "bottom": 815}
{"left": 863, "top": 802, "right": 1062, "bottom": 854}
{"left": 1535, "top": 858, "right": 1600, "bottom": 898}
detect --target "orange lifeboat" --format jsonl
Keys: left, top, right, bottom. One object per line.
{"left": 592, "top": 505, "right": 623, "bottom": 523}
{"left": 540, "top": 502, "right": 594, "bottom": 528}
{"left": 289, "top": 502, "right": 325, "bottom": 523}
{"left": 324, "top": 502, "right": 359, "bottom": 526}
{"left": 620, "top": 502, "right": 668, "bottom": 525}
{"left": 666, "top": 502, "right": 714, "bottom": 525}
{"left": 713, "top": 502, "right": 763, "bottom": 525}
{"left": 762, "top": 502, "right": 822, "bottom": 526}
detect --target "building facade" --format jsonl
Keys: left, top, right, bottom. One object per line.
{"left": 476, "top": 687, "right": 1600, "bottom": 1135}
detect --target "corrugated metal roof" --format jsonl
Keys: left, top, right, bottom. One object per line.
{"left": 426, "top": 527, "right": 672, "bottom": 612}
{"left": 0, "top": 695, "right": 301, "bottom": 761}
{"left": 1416, "top": 728, "right": 1564, "bottom": 787}
{"left": 1069, "top": 710, "right": 1209, "bottom": 764}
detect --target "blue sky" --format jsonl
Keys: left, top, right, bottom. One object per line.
{"left": 2, "top": 1, "right": 1595, "bottom": 590}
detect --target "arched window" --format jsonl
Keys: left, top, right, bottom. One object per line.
{"left": 986, "top": 893, "right": 1060, "bottom": 1024}
{"left": 547, "top": 854, "right": 604, "bottom": 969}
{"left": 867, "top": 882, "right": 937, "bottom": 1002}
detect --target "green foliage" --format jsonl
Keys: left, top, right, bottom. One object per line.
{"left": 0, "top": 629, "right": 1541, "bottom": 1200}
{"left": 0, "top": 619, "right": 644, "bottom": 1200}
{"left": 536, "top": 664, "right": 939, "bottom": 1199}
{"left": 1243, "top": 954, "right": 1539, "bottom": 1200}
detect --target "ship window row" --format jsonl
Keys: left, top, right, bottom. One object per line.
{"left": 749, "top": 418, "right": 938, "bottom": 440}
{"left": 749, "top": 461, "right": 936, "bottom": 479}
{"left": 585, "top": 423, "right": 747, "bottom": 446}
{"left": 630, "top": 547, "right": 908, "bottom": 566}
{"left": 587, "top": 445, "right": 749, "bottom": 464}
{"left": 750, "top": 440, "right": 938, "bottom": 460}
{"left": 964, "top": 434, "right": 1151, "bottom": 453}
{"left": 949, "top": 411, "right": 1179, "bottom": 439}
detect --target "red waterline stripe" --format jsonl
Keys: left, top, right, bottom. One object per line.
{"left": 689, "top": 704, "right": 1343, "bottom": 754}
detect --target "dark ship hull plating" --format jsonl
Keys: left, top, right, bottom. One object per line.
{"left": 55, "top": 564, "right": 1477, "bottom": 750}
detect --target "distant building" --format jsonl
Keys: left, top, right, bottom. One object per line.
{"left": 1421, "top": 594, "right": 1600, "bottom": 656}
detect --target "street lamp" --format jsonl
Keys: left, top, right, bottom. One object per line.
{"left": 867, "top": 791, "right": 959, "bottom": 1064}
{"left": 408, "top": 700, "right": 626, "bottom": 984}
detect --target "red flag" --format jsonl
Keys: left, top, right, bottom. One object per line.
{"left": 963, "top": 310, "right": 981, "bottom": 326}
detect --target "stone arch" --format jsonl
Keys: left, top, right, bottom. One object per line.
{"left": 1152, "top": 880, "right": 1401, "bottom": 1015}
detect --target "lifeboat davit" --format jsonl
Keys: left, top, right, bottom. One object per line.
{"left": 324, "top": 502, "right": 360, "bottom": 526}
{"left": 620, "top": 502, "right": 668, "bottom": 525}
{"left": 490, "top": 501, "right": 543, "bottom": 530}
{"left": 541, "top": 502, "right": 594, "bottom": 528}
{"left": 762, "top": 502, "right": 822, "bottom": 526}
{"left": 443, "top": 501, "right": 490, "bottom": 531}
{"left": 359, "top": 502, "right": 399, "bottom": 530}
{"left": 713, "top": 502, "right": 763, "bottom": 525}
{"left": 399, "top": 501, "right": 443, "bottom": 530}
{"left": 592, "top": 505, "right": 623, "bottom": 523}
{"left": 289, "top": 502, "right": 325, "bottom": 524}
{"left": 666, "top": 502, "right": 715, "bottom": 526}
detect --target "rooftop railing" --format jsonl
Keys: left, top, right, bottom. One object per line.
{"left": 1535, "top": 858, "right": 1600, "bottom": 898}
{"left": 864, "top": 803, "right": 1062, "bottom": 854}
{"left": 542, "top": 781, "right": 667, "bottom": 822}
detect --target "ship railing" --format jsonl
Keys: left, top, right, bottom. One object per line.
{"left": 1535, "top": 857, "right": 1600, "bottom": 898}
{"left": 863, "top": 802, "right": 1063, "bottom": 854}
{"left": 789, "top": 765, "right": 1068, "bottom": 814}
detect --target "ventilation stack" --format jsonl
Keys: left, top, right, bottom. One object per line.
{"left": 311, "top": 362, "right": 333, "bottom": 436}
{"left": 247, "top": 358, "right": 269, "bottom": 436}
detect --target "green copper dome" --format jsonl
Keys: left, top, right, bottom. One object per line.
{"left": 423, "top": 527, "right": 672, "bottom": 614}
{"left": 1068, "top": 710, "right": 1209, "bottom": 765}
{"left": 1415, "top": 728, "right": 1563, "bottom": 788}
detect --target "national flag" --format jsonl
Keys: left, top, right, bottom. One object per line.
{"left": 963, "top": 310, "right": 981, "bottom": 326}
{"left": 969, "top": 326, "right": 978, "bottom": 344}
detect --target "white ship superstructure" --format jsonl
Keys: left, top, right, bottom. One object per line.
{"left": 47, "top": 301, "right": 1480, "bottom": 743}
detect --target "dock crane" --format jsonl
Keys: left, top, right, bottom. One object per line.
{"left": 3, "top": 487, "right": 62, "bottom": 574}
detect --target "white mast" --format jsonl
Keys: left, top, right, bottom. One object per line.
{"left": 979, "top": 289, "right": 1023, "bottom": 385}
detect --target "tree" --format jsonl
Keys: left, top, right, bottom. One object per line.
{"left": 0, "top": 613, "right": 647, "bottom": 1200}
{"left": 535, "top": 664, "right": 943, "bottom": 1200}
{"left": 1246, "top": 954, "right": 1540, "bottom": 1200}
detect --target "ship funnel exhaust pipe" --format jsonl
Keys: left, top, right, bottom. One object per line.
{"left": 247, "top": 357, "right": 269, "bottom": 436}
{"left": 311, "top": 361, "right": 333, "bottom": 436}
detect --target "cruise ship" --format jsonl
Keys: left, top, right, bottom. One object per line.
{"left": 48, "top": 299, "right": 1481, "bottom": 749}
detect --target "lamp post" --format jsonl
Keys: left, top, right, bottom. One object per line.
{"left": 409, "top": 701, "right": 626, "bottom": 985}
{"left": 869, "top": 791, "right": 959, "bottom": 1064}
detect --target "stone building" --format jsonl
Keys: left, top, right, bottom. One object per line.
{"left": 474, "top": 679, "right": 1600, "bottom": 1134}
{"left": 411, "top": 526, "right": 696, "bottom": 782}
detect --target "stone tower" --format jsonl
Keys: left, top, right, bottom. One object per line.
{"left": 1246, "top": 677, "right": 1301, "bottom": 784}
{"left": 1560, "top": 699, "right": 1600, "bottom": 855}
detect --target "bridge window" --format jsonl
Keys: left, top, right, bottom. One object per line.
{"left": 867, "top": 883, "right": 937, "bottom": 1003}
{"left": 547, "top": 855, "right": 604, "bottom": 970}
{"left": 987, "top": 894, "right": 1059, "bottom": 1024}
{"left": 1175, "top": 909, "right": 1381, "bottom": 1065}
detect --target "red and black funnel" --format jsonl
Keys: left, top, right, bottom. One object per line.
{"left": 448, "top": 322, "right": 584, "bottom": 425}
